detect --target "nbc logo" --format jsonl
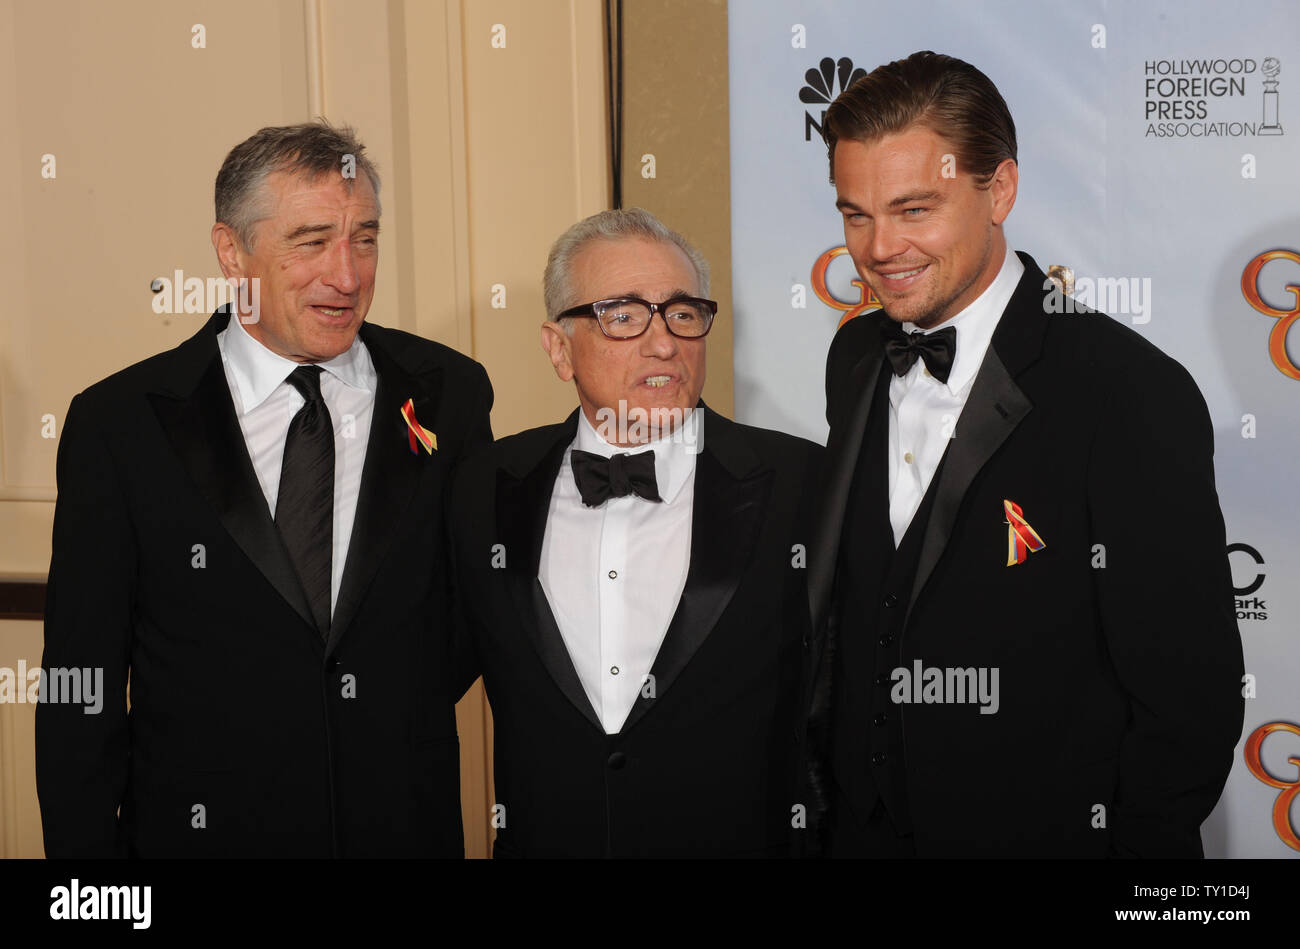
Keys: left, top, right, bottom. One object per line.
{"left": 799, "top": 57, "right": 867, "bottom": 142}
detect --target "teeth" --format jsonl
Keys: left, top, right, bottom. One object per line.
{"left": 645, "top": 376, "right": 671, "bottom": 388}
{"left": 317, "top": 307, "right": 345, "bottom": 316}
{"left": 883, "top": 267, "right": 925, "bottom": 280}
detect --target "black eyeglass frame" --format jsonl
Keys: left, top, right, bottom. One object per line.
{"left": 556, "top": 295, "right": 719, "bottom": 339}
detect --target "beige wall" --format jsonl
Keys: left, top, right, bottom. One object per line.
{"left": 0, "top": 620, "right": 43, "bottom": 858}
{"left": 0, "top": 0, "right": 733, "bottom": 859}
{"left": 621, "top": 0, "right": 733, "bottom": 417}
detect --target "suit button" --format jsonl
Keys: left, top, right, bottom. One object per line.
{"left": 607, "top": 752, "right": 627, "bottom": 771}
{"left": 878, "top": 634, "right": 894, "bottom": 647}
{"left": 873, "top": 713, "right": 888, "bottom": 727}
{"left": 325, "top": 656, "right": 340, "bottom": 673}
{"left": 883, "top": 593, "right": 898, "bottom": 608}
{"left": 875, "top": 673, "right": 889, "bottom": 687}
{"left": 871, "top": 752, "right": 887, "bottom": 766}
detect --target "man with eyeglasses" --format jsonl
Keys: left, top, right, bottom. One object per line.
{"left": 448, "top": 207, "right": 823, "bottom": 857}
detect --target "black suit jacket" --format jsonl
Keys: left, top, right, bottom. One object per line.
{"left": 36, "top": 308, "right": 492, "bottom": 857}
{"left": 449, "top": 405, "right": 823, "bottom": 857}
{"left": 805, "top": 253, "right": 1244, "bottom": 857}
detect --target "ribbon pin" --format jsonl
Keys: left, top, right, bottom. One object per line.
{"left": 401, "top": 398, "right": 437, "bottom": 455}
{"left": 1003, "top": 499, "right": 1045, "bottom": 566}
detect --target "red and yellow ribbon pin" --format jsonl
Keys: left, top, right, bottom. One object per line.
{"left": 401, "top": 398, "right": 437, "bottom": 455}
{"left": 1003, "top": 499, "right": 1045, "bottom": 566}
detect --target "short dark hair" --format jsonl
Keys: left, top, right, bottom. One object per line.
{"left": 214, "top": 120, "right": 381, "bottom": 250}
{"left": 824, "top": 50, "right": 1017, "bottom": 187}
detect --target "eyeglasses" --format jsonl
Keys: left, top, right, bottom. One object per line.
{"left": 557, "top": 295, "right": 719, "bottom": 339}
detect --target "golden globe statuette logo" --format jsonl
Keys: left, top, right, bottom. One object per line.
{"left": 812, "top": 246, "right": 882, "bottom": 328}
{"left": 1243, "top": 721, "right": 1300, "bottom": 852}
{"left": 1260, "top": 57, "right": 1282, "bottom": 135}
{"left": 1241, "top": 249, "right": 1300, "bottom": 379}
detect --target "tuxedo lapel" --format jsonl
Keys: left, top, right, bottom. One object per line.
{"left": 496, "top": 412, "right": 601, "bottom": 730}
{"left": 904, "top": 254, "right": 1050, "bottom": 626}
{"left": 147, "top": 311, "right": 316, "bottom": 633}
{"left": 808, "top": 321, "right": 886, "bottom": 637}
{"left": 621, "top": 407, "right": 771, "bottom": 732}
{"left": 327, "top": 331, "right": 437, "bottom": 653}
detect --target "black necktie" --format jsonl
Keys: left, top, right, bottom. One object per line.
{"left": 276, "top": 365, "right": 334, "bottom": 636}
{"left": 570, "top": 449, "right": 662, "bottom": 508}
{"left": 881, "top": 323, "right": 957, "bottom": 384}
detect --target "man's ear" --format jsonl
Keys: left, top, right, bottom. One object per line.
{"left": 989, "top": 158, "right": 1018, "bottom": 226}
{"left": 541, "top": 321, "right": 576, "bottom": 382}
{"left": 211, "top": 222, "right": 248, "bottom": 279}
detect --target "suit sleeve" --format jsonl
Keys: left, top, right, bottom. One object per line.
{"left": 35, "top": 393, "right": 135, "bottom": 858}
{"left": 1087, "top": 356, "right": 1244, "bottom": 857}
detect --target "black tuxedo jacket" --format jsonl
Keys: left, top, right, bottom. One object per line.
{"left": 36, "top": 308, "right": 492, "bottom": 857}
{"left": 805, "top": 253, "right": 1244, "bottom": 857}
{"left": 449, "top": 405, "right": 823, "bottom": 857}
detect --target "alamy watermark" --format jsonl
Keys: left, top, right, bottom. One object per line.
{"left": 592, "top": 401, "right": 704, "bottom": 453}
{"left": 1043, "top": 272, "right": 1152, "bottom": 325}
{"left": 50, "top": 879, "right": 150, "bottom": 929}
{"left": 0, "top": 662, "right": 104, "bottom": 714}
{"left": 152, "top": 271, "right": 260, "bottom": 323}
{"left": 890, "top": 660, "right": 1000, "bottom": 715}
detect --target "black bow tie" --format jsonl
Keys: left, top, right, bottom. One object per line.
{"left": 881, "top": 323, "right": 957, "bottom": 384}
{"left": 570, "top": 449, "right": 662, "bottom": 508}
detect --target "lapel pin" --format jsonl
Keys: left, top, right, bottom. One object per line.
{"left": 1003, "top": 499, "right": 1045, "bottom": 566}
{"left": 400, "top": 398, "right": 437, "bottom": 455}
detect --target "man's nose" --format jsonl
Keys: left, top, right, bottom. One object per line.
{"left": 869, "top": 218, "right": 908, "bottom": 263}
{"left": 324, "top": 239, "right": 361, "bottom": 295}
{"left": 641, "top": 312, "right": 680, "bottom": 357}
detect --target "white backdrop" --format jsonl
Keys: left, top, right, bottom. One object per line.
{"left": 728, "top": 0, "right": 1300, "bottom": 858}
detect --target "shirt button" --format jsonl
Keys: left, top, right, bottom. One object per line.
{"left": 883, "top": 593, "right": 898, "bottom": 608}
{"left": 871, "top": 752, "right": 887, "bottom": 766}
{"left": 879, "top": 634, "right": 894, "bottom": 647}
{"left": 610, "top": 666, "right": 620, "bottom": 675}
{"left": 873, "top": 713, "right": 888, "bottom": 727}
{"left": 608, "top": 570, "right": 618, "bottom": 579}
{"left": 903, "top": 451, "right": 915, "bottom": 464}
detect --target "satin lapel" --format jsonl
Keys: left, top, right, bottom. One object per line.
{"left": 808, "top": 331, "right": 886, "bottom": 637}
{"left": 497, "top": 412, "right": 602, "bottom": 730}
{"left": 148, "top": 343, "right": 316, "bottom": 633}
{"left": 621, "top": 407, "right": 771, "bottom": 733}
{"left": 327, "top": 340, "right": 436, "bottom": 653}
{"left": 904, "top": 256, "right": 1050, "bottom": 627}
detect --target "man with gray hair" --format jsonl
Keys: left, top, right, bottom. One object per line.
{"left": 37, "top": 120, "right": 493, "bottom": 857}
{"left": 449, "top": 207, "right": 823, "bottom": 857}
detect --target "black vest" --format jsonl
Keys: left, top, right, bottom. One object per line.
{"left": 831, "top": 360, "right": 948, "bottom": 837}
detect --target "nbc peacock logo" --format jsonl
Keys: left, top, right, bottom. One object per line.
{"left": 799, "top": 57, "right": 868, "bottom": 142}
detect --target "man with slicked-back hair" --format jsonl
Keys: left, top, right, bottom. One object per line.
{"left": 803, "top": 51, "right": 1243, "bottom": 858}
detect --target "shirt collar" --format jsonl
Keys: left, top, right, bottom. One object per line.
{"left": 217, "top": 313, "right": 375, "bottom": 413}
{"left": 903, "top": 244, "right": 1024, "bottom": 396}
{"left": 572, "top": 405, "right": 700, "bottom": 503}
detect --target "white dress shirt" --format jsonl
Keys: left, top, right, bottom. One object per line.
{"left": 216, "top": 314, "right": 377, "bottom": 615}
{"left": 888, "top": 246, "right": 1024, "bottom": 545}
{"left": 539, "top": 408, "right": 700, "bottom": 734}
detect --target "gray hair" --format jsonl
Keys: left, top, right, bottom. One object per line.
{"left": 543, "top": 208, "right": 711, "bottom": 326}
{"left": 214, "top": 120, "right": 382, "bottom": 251}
